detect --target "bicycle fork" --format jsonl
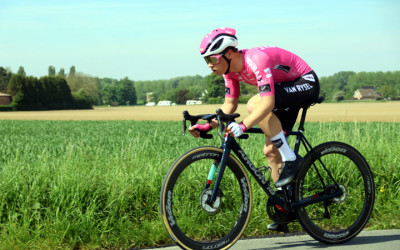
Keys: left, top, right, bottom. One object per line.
{"left": 204, "top": 132, "right": 233, "bottom": 205}
{"left": 204, "top": 160, "right": 219, "bottom": 190}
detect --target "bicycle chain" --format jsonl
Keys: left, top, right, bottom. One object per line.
{"left": 266, "top": 192, "right": 296, "bottom": 224}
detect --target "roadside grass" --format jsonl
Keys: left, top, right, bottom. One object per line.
{"left": 0, "top": 120, "right": 399, "bottom": 249}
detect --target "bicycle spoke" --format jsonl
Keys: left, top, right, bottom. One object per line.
{"left": 172, "top": 160, "right": 242, "bottom": 239}
{"left": 295, "top": 142, "right": 375, "bottom": 244}
{"left": 304, "top": 154, "right": 362, "bottom": 228}
{"left": 161, "top": 147, "right": 252, "bottom": 249}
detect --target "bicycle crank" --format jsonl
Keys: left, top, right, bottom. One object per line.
{"left": 199, "top": 188, "right": 223, "bottom": 214}
{"left": 266, "top": 197, "right": 296, "bottom": 224}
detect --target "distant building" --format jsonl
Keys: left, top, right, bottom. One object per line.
{"left": 157, "top": 100, "right": 171, "bottom": 106}
{"left": 186, "top": 100, "right": 202, "bottom": 105}
{"left": 353, "top": 86, "right": 380, "bottom": 100}
{"left": 146, "top": 92, "right": 153, "bottom": 103}
{"left": 0, "top": 93, "right": 11, "bottom": 105}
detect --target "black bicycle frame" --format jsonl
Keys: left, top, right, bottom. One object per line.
{"left": 207, "top": 108, "right": 343, "bottom": 211}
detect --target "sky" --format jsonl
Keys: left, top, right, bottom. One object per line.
{"left": 1, "top": 0, "right": 399, "bottom": 81}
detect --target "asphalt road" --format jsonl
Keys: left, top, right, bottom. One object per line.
{"left": 145, "top": 229, "right": 400, "bottom": 250}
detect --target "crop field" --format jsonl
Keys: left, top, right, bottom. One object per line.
{"left": 1, "top": 101, "right": 400, "bottom": 122}
{"left": 0, "top": 102, "right": 399, "bottom": 249}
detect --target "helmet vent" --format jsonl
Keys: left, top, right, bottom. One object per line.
{"left": 210, "top": 38, "right": 223, "bottom": 52}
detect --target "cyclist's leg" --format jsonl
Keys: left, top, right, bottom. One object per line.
{"left": 247, "top": 95, "right": 282, "bottom": 137}
{"left": 263, "top": 140, "right": 281, "bottom": 182}
{"left": 247, "top": 95, "right": 298, "bottom": 183}
{"left": 273, "top": 71, "right": 320, "bottom": 187}
{"left": 265, "top": 108, "right": 300, "bottom": 232}
{"left": 247, "top": 95, "right": 283, "bottom": 181}
{"left": 248, "top": 95, "right": 297, "bottom": 233}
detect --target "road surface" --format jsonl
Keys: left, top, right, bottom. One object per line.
{"left": 145, "top": 229, "right": 400, "bottom": 250}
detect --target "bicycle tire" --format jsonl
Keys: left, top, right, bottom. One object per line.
{"left": 294, "top": 141, "right": 375, "bottom": 244}
{"left": 160, "top": 146, "right": 252, "bottom": 250}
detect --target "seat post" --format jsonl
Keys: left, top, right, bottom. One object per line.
{"left": 298, "top": 107, "right": 308, "bottom": 132}
{"left": 293, "top": 107, "right": 308, "bottom": 155}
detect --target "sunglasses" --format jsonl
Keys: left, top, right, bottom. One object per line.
{"left": 204, "top": 53, "right": 224, "bottom": 65}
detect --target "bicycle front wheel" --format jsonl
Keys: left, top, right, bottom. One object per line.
{"left": 295, "top": 141, "right": 375, "bottom": 244}
{"left": 160, "top": 147, "right": 252, "bottom": 250}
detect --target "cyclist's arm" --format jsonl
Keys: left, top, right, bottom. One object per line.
{"left": 221, "top": 97, "right": 238, "bottom": 114}
{"left": 240, "top": 52, "right": 275, "bottom": 130}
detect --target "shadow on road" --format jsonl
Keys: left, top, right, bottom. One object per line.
{"left": 249, "top": 233, "right": 400, "bottom": 250}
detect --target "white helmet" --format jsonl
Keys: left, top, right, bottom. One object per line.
{"left": 199, "top": 27, "right": 238, "bottom": 57}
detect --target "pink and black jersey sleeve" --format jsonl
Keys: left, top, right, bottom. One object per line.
{"left": 223, "top": 75, "right": 240, "bottom": 98}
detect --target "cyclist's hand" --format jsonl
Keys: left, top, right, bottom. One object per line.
{"left": 189, "top": 123, "right": 211, "bottom": 138}
{"left": 227, "top": 122, "right": 247, "bottom": 137}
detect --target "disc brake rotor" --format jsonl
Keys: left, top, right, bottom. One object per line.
{"left": 326, "top": 184, "right": 347, "bottom": 204}
{"left": 199, "top": 189, "right": 222, "bottom": 214}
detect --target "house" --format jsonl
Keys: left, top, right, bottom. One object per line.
{"left": 145, "top": 102, "right": 156, "bottom": 106}
{"left": 353, "top": 86, "right": 380, "bottom": 100}
{"left": 0, "top": 93, "right": 11, "bottom": 105}
{"left": 186, "top": 100, "right": 202, "bottom": 105}
{"left": 157, "top": 100, "right": 171, "bottom": 106}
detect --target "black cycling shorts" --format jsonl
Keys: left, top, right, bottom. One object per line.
{"left": 273, "top": 70, "right": 320, "bottom": 132}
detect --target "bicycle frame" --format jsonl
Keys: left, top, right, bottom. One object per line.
{"left": 164, "top": 96, "right": 373, "bottom": 248}
{"left": 206, "top": 107, "right": 343, "bottom": 212}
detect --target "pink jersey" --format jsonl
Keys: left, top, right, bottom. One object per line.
{"left": 224, "top": 46, "right": 312, "bottom": 98}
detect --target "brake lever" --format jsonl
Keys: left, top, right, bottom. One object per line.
{"left": 183, "top": 118, "right": 187, "bottom": 136}
{"left": 216, "top": 109, "right": 224, "bottom": 135}
{"left": 182, "top": 111, "right": 189, "bottom": 136}
{"left": 182, "top": 111, "right": 216, "bottom": 139}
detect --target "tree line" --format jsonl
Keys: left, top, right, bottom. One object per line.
{"left": 1, "top": 66, "right": 93, "bottom": 111}
{"left": 1, "top": 65, "right": 399, "bottom": 111}
{"left": 7, "top": 74, "right": 91, "bottom": 111}
{"left": 319, "top": 71, "right": 400, "bottom": 101}
{"left": 0, "top": 66, "right": 138, "bottom": 110}
{"left": 106, "top": 70, "right": 400, "bottom": 104}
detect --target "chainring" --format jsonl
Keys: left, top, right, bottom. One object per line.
{"left": 266, "top": 197, "right": 296, "bottom": 224}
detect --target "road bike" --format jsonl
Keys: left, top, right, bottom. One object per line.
{"left": 160, "top": 97, "right": 375, "bottom": 249}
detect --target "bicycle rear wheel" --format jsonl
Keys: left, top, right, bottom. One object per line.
{"left": 295, "top": 141, "right": 375, "bottom": 244}
{"left": 160, "top": 147, "right": 252, "bottom": 250}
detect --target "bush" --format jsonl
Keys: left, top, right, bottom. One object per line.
{"left": 239, "top": 95, "right": 252, "bottom": 104}
{"left": 72, "top": 89, "right": 93, "bottom": 109}
{"left": 8, "top": 75, "right": 75, "bottom": 110}
{"left": 332, "top": 91, "right": 345, "bottom": 102}
{"left": 207, "top": 97, "right": 224, "bottom": 104}
{"left": 0, "top": 104, "right": 16, "bottom": 111}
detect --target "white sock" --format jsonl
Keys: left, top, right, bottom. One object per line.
{"left": 270, "top": 131, "right": 296, "bottom": 162}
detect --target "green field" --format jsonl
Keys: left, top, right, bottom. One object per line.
{"left": 0, "top": 120, "right": 399, "bottom": 249}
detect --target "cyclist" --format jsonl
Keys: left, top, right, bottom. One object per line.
{"left": 189, "top": 27, "right": 320, "bottom": 232}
